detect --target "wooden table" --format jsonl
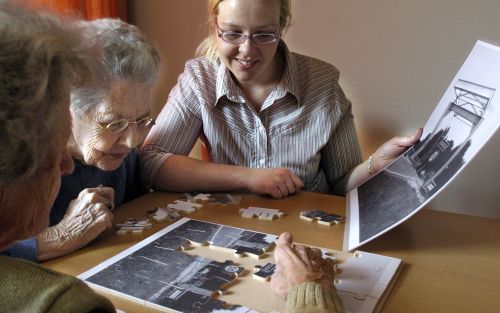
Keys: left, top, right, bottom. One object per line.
{"left": 43, "top": 191, "right": 500, "bottom": 313}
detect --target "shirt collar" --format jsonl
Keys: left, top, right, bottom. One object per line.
{"left": 214, "top": 40, "right": 301, "bottom": 108}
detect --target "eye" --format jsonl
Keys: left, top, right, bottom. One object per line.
{"left": 252, "top": 33, "right": 277, "bottom": 44}
{"left": 221, "top": 32, "right": 243, "bottom": 42}
{"left": 106, "top": 120, "right": 128, "bottom": 133}
{"left": 137, "top": 117, "right": 155, "bottom": 129}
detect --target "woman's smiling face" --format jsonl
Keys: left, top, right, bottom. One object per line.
{"left": 215, "top": 0, "right": 281, "bottom": 86}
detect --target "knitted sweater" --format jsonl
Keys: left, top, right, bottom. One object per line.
{"left": 0, "top": 255, "right": 115, "bottom": 313}
{"left": 287, "top": 282, "right": 345, "bottom": 313}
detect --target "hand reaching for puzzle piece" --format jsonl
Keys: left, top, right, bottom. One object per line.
{"left": 271, "top": 232, "right": 336, "bottom": 299}
{"left": 36, "top": 187, "right": 114, "bottom": 261}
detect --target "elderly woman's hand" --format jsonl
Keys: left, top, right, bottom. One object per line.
{"left": 244, "top": 168, "right": 304, "bottom": 199}
{"left": 370, "top": 128, "right": 423, "bottom": 174}
{"left": 271, "top": 232, "right": 336, "bottom": 299}
{"left": 36, "top": 187, "right": 114, "bottom": 261}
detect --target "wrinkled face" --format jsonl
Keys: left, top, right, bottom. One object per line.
{"left": 0, "top": 89, "right": 75, "bottom": 250}
{"left": 70, "top": 81, "right": 152, "bottom": 171}
{"left": 38, "top": 102, "right": 74, "bottom": 222}
{"left": 215, "top": 0, "right": 281, "bottom": 86}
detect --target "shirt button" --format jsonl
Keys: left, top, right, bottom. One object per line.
{"left": 259, "top": 159, "right": 265, "bottom": 165}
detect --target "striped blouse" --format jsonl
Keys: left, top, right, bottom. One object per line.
{"left": 140, "top": 41, "right": 362, "bottom": 195}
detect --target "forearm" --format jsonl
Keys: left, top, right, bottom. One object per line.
{"left": 152, "top": 155, "right": 251, "bottom": 192}
{"left": 36, "top": 226, "right": 72, "bottom": 261}
{"left": 342, "top": 159, "right": 370, "bottom": 192}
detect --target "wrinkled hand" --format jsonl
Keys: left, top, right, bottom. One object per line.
{"left": 244, "top": 168, "right": 303, "bottom": 198}
{"left": 271, "top": 232, "right": 336, "bottom": 299}
{"left": 371, "top": 128, "right": 423, "bottom": 173}
{"left": 37, "top": 186, "right": 114, "bottom": 261}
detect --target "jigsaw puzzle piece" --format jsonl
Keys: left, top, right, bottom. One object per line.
{"left": 181, "top": 192, "right": 211, "bottom": 203}
{"left": 116, "top": 218, "right": 152, "bottom": 235}
{"left": 208, "top": 194, "right": 242, "bottom": 205}
{"left": 167, "top": 200, "right": 203, "bottom": 214}
{"left": 147, "top": 206, "right": 182, "bottom": 222}
{"left": 300, "top": 209, "right": 345, "bottom": 225}
{"left": 252, "top": 263, "right": 276, "bottom": 281}
{"left": 239, "top": 207, "right": 284, "bottom": 220}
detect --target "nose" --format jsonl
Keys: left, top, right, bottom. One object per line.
{"left": 60, "top": 150, "right": 74, "bottom": 176}
{"left": 238, "top": 37, "right": 255, "bottom": 53}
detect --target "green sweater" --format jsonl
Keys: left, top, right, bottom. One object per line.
{"left": 0, "top": 256, "right": 115, "bottom": 313}
{"left": 287, "top": 282, "right": 345, "bottom": 313}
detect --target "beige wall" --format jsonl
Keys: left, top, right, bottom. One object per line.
{"left": 129, "top": 0, "right": 500, "bottom": 218}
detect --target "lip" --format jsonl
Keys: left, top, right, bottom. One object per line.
{"left": 235, "top": 58, "right": 258, "bottom": 70}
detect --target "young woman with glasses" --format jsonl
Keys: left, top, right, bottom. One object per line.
{"left": 141, "top": 0, "right": 421, "bottom": 199}
{"left": 2, "top": 18, "right": 161, "bottom": 262}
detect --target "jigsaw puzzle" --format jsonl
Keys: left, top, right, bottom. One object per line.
{"left": 240, "top": 207, "right": 284, "bottom": 220}
{"left": 300, "top": 209, "right": 345, "bottom": 225}
{"left": 80, "top": 218, "right": 401, "bottom": 313}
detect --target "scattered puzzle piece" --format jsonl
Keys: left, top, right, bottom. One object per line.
{"left": 253, "top": 263, "right": 276, "bottom": 281}
{"left": 300, "top": 209, "right": 345, "bottom": 225}
{"left": 167, "top": 200, "right": 202, "bottom": 214}
{"left": 208, "top": 193, "right": 242, "bottom": 205}
{"left": 147, "top": 206, "right": 181, "bottom": 222}
{"left": 116, "top": 218, "right": 152, "bottom": 235}
{"left": 181, "top": 192, "right": 211, "bottom": 203}
{"left": 240, "top": 207, "right": 284, "bottom": 220}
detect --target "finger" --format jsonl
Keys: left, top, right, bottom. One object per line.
{"left": 89, "top": 186, "right": 115, "bottom": 203}
{"left": 395, "top": 128, "right": 423, "bottom": 147}
{"left": 276, "top": 183, "right": 289, "bottom": 197}
{"left": 277, "top": 243, "right": 308, "bottom": 266}
{"left": 276, "top": 232, "right": 293, "bottom": 245}
{"left": 82, "top": 192, "right": 115, "bottom": 210}
{"left": 91, "top": 204, "right": 113, "bottom": 229}
{"left": 270, "top": 187, "right": 283, "bottom": 199}
{"left": 295, "top": 246, "right": 314, "bottom": 264}
{"left": 283, "top": 175, "right": 297, "bottom": 195}
{"left": 309, "top": 248, "right": 323, "bottom": 261}
{"left": 290, "top": 173, "right": 304, "bottom": 192}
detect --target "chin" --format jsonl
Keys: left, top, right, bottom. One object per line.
{"left": 95, "top": 159, "right": 124, "bottom": 172}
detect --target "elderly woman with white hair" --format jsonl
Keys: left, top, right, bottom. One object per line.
{"left": 2, "top": 17, "right": 161, "bottom": 262}
{"left": 0, "top": 2, "right": 115, "bottom": 311}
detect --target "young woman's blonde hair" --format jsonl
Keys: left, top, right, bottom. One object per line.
{"left": 195, "top": 0, "right": 292, "bottom": 59}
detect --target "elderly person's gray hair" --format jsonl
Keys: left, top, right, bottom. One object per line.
{"left": 0, "top": 2, "right": 92, "bottom": 184}
{"left": 71, "top": 18, "right": 161, "bottom": 114}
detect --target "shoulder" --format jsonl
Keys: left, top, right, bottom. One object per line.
{"left": 0, "top": 256, "right": 114, "bottom": 313}
{"left": 290, "top": 51, "right": 340, "bottom": 82}
{"left": 183, "top": 57, "right": 220, "bottom": 80}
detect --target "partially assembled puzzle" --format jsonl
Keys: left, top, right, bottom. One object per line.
{"left": 80, "top": 218, "right": 401, "bottom": 313}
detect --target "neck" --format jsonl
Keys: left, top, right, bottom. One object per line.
{"left": 238, "top": 50, "right": 285, "bottom": 111}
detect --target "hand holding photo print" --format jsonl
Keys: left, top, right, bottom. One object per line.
{"left": 344, "top": 40, "right": 500, "bottom": 251}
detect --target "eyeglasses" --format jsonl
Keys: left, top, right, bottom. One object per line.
{"left": 96, "top": 116, "right": 155, "bottom": 134}
{"left": 216, "top": 23, "right": 279, "bottom": 45}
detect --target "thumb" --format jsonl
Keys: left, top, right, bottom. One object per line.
{"left": 277, "top": 232, "right": 293, "bottom": 245}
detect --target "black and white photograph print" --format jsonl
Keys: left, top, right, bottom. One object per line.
{"left": 344, "top": 40, "right": 500, "bottom": 251}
